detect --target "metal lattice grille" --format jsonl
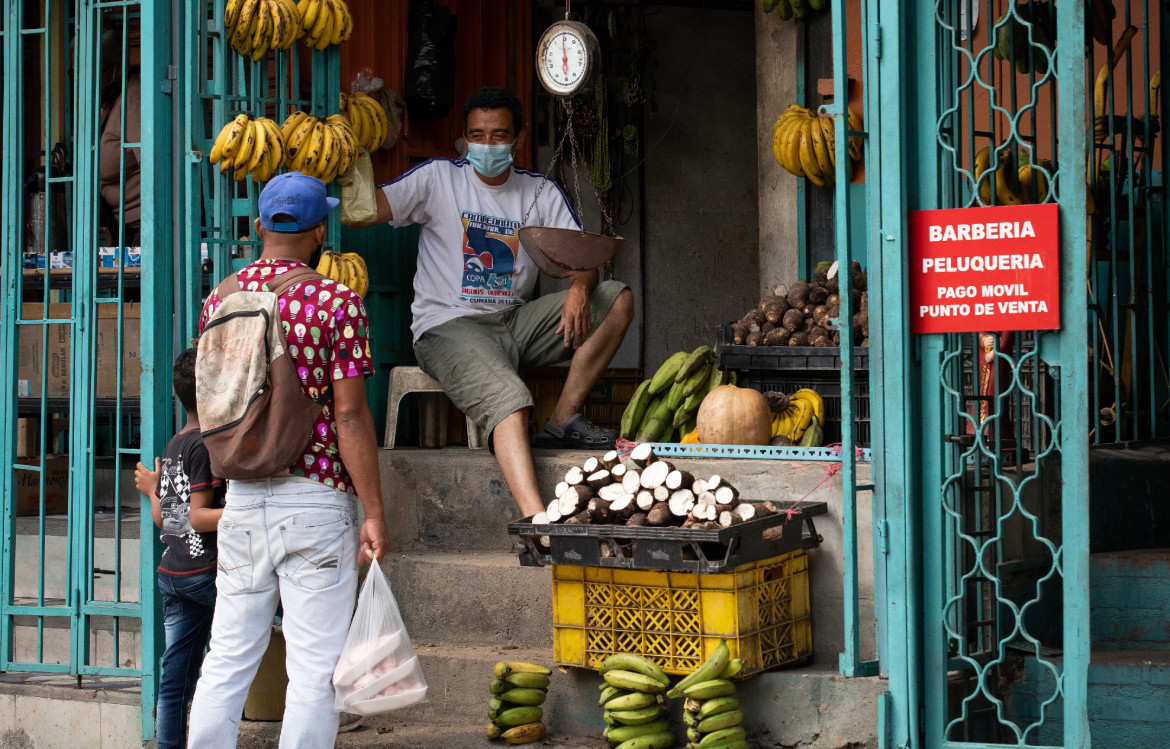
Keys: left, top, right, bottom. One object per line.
{"left": 922, "top": 0, "right": 1115, "bottom": 745}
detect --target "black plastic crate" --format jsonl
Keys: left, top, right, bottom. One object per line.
{"left": 716, "top": 323, "right": 869, "bottom": 372}
{"left": 508, "top": 499, "right": 826, "bottom": 573}
{"left": 740, "top": 372, "right": 871, "bottom": 446}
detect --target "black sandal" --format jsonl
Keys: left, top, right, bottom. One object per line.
{"left": 533, "top": 413, "right": 618, "bottom": 449}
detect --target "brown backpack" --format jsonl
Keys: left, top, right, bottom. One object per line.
{"left": 195, "top": 266, "right": 325, "bottom": 480}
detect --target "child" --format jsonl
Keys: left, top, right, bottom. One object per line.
{"left": 134, "top": 348, "right": 225, "bottom": 749}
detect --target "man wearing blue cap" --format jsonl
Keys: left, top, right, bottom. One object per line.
{"left": 348, "top": 87, "right": 635, "bottom": 521}
{"left": 187, "top": 172, "right": 388, "bottom": 748}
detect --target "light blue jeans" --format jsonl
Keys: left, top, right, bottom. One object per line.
{"left": 186, "top": 477, "right": 358, "bottom": 749}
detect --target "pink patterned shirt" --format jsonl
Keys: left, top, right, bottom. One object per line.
{"left": 200, "top": 259, "right": 374, "bottom": 492}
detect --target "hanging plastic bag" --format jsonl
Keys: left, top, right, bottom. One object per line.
{"left": 339, "top": 150, "right": 378, "bottom": 226}
{"left": 404, "top": 0, "right": 457, "bottom": 121}
{"left": 333, "top": 564, "right": 427, "bottom": 715}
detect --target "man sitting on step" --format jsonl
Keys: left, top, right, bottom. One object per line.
{"left": 346, "top": 87, "right": 634, "bottom": 519}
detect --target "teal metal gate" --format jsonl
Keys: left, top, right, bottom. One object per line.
{"left": 852, "top": 0, "right": 1126, "bottom": 746}
{"left": 0, "top": 0, "right": 173, "bottom": 742}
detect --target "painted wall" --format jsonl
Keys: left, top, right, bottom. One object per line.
{"left": 641, "top": 5, "right": 760, "bottom": 370}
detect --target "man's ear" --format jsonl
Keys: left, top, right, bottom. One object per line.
{"left": 254, "top": 217, "right": 264, "bottom": 241}
{"left": 316, "top": 223, "right": 328, "bottom": 246}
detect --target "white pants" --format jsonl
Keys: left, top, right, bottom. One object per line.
{"left": 187, "top": 477, "right": 358, "bottom": 749}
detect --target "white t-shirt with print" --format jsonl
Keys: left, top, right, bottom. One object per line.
{"left": 381, "top": 158, "right": 581, "bottom": 341}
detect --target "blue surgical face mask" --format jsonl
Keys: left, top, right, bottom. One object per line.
{"left": 466, "top": 141, "right": 515, "bottom": 178}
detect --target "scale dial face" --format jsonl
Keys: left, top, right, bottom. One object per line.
{"left": 537, "top": 21, "right": 598, "bottom": 98}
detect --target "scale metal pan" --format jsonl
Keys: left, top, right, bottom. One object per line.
{"left": 518, "top": 227, "right": 623, "bottom": 279}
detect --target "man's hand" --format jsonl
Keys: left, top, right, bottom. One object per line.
{"left": 360, "top": 516, "right": 390, "bottom": 562}
{"left": 556, "top": 281, "right": 592, "bottom": 349}
{"left": 135, "top": 458, "right": 160, "bottom": 497}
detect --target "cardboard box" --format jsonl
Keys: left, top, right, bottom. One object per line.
{"left": 16, "top": 418, "right": 39, "bottom": 457}
{"left": 18, "top": 304, "right": 141, "bottom": 399}
{"left": 98, "top": 246, "right": 141, "bottom": 268}
{"left": 15, "top": 455, "right": 70, "bottom": 516}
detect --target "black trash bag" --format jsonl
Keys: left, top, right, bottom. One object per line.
{"left": 405, "top": 0, "right": 457, "bottom": 121}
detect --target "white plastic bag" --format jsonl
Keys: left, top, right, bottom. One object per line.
{"left": 333, "top": 564, "right": 427, "bottom": 715}
{"left": 339, "top": 150, "right": 378, "bottom": 226}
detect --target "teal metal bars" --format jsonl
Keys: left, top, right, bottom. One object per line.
{"left": 879, "top": 0, "right": 1095, "bottom": 746}
{"left": 0, "top": 0, "right": 170, "bottom": 741}
{"left": 826, "top": 0, "right": 878, "bottom": 679}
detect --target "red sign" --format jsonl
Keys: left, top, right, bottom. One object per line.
{"left": 908, "top": 203, "right": 1060, "bottom": 334}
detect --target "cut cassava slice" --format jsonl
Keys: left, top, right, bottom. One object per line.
{"left": 628, "top": 443, "right": 655, "bottom": 468}
{"left": 532, "top": 511, "right": 549, "bottom": 525}
{"left": 665, "top": 469, "right": 695, "bottom": 491}
{"left": 565, "top": 466, "right": 585, "bottom": 486}
{"left": 714, "top": 486, "right": 740, "bottom": 506}
{"left": 557, "top": 485, "right": 594, "bottom": 517}
{"left": 598, "top": 483, "right": 626, "bottom": 502}
{"left": 636, "top": 490, "right": 656, "bottom": 511}
{"left": 732, "top": 503, "right": 756, "bottom": 522}
{"left": 697, "top": 491, "right": 717, "bottom": 506}
{"left": 610, "top": 463, "right": 628, "bottom": 480}
{"left": 692, "top": 479, "right": 709, "bottom": 495}
{"left": 640, "top": 461, "right": 674, "bottom": 489}
{"left": 546, "top": 500, "right": 563, "bottom": 523}
{"left": 583, "top": 456, "right": 601, "bottom": 474}
{"left": 610, "top": 494, "right": 636, "bottom": 518}
{"left": 555, "top": 481, "right": 569, "bottom": 499}
{"left": 601, "top": 450, "right": 621, "bottom": 470}
{"left": 647, "top": 503, "right": 674, "bottom": 526}
{"left": 585, "top": 470, "right": 612, "bottom": 490}
{"left": 707, "top": 475, "right": 726, "bottom": 491}
{"left": 653, "top": 485, "right": 670, "bottom": 502}
{"left": 719, "top": 510, "right": 743, "bottom": 528}
{"left": 621, "top": 471, "right": 643, "bottom": 495}
{"left": 669, "top": 490, "right": 696, "bottom": 517}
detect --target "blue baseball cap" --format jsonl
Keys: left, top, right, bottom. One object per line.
{"left": 258, "top": 172, "right": 340, "bottom": 232}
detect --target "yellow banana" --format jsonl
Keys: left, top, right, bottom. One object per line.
{"left": 327, "top": 0, "right": 345, "bottom": 44}
{"left": 245, "top": 119, "right": 269, "bottom": 175}
{"left": 846, "top": 106, "right": 863, "bottom": 161}
{"left": 783, "top": 117, "right": 806, "bottom": 178}
{"left": 316, "top": 251, "right": 336, "bottom": 280}
{"left": 818, "top": 116, "right": 837, "bottom": 168}
{"left": 311, "top": 4, "right": 334, "bottom": 49}
{"left": 808, "top": 115, "right": 833, "bottom": 178}
{"left": 250, "top": 0, "right": 273, "bottom": 60}
{"left": 262, "top": 118, "right": 285, "bottom": 173}
{"left": 232, "top": 0, "right": 262, "bottom": 50}
{"left": 232, "top": 119, "right": 257, "bottom": 170}
{"left": 791, "top": 389, "right": 824, "bottom": 424}
{"left": 211, "top": 113, "right": 249, "bottom": 164}
{"left": 225, "top": 0, "right": 244, "bottom": 35}
{"left": 799, "top": 119, "right": 827, "bottom": 187}
{"left": 287, "top": 115, "right": 317, "bottom": 165}
{"left": 281, "top": 111, "right": 308, "bottom": 142}
{"left": 501, "top": 722, "right": 546, "bottom": 745}
{"left": 302, "top": 0, "right": 323, "bottom": 30}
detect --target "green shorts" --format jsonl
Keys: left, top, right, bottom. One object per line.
{"left": 413, "top": 280, "right": 629, "bottom": 437}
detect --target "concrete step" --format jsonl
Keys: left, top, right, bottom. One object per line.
{"left": 239, "top": 717, "right": 605, "bottom": 749}
{"left": 385, "top": 547, "right": 860, "bottom": 667}
{"left": 381, "top": 447, "right": 870, "bottom": 552}
{"left": 385, "top": 551, "right": 554, "bottom": 650}
{"left": 0, "top": 673, "right": 141, "bottom": 749}
{"left": 396, "top": 643, "right": 883, "bottom": 748}
{"left": 1091, "top": 549, "right": 1170, "bottom": 651}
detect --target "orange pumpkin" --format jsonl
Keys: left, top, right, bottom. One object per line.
{"left": 696, "top": 385, "right": 772, "bottom": 446}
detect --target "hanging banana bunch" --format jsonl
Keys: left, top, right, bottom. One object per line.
{"left": 771, "top": 104, "right": 862, "bottom": 187}
{"left": 209, "top": 114, "right": 286, "bottom": 183}
{"left": 341, "top": 92, "right": 390, "bottom": 152}
{"left": 225, "top": 0, "right": 301, "bottom": 61}
{"left": 972, "top": 146, "right": 1053, "bottom": 206}
{"left": 765, "top": 389, "right": 824, "bottom": 446}
{"left": 296, "top": 0, "right": 354, "bottom": 50}
{"left": 280, "top": 112, "right": 359, "bottom": 184}
{"left": 316, "top": 251, "right": 369, "bottom": 297}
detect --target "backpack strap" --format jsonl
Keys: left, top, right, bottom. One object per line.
{"left": 214, "top": 272, "right": 242, "bottom": 300}
{"left": 266, "top": 265, "right": 324, "bottom": 296}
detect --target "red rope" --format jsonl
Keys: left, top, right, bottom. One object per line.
{"left": 614, "top": 437, "right": 637, "bottom": 458}
{"left": 785, "top": 460, "right": 842, "bottom": 521}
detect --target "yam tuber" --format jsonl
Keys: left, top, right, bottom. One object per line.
{"left": 764, "top": 328, "right": 790, "bottom": 347}
{"left": 808, "top": 285, "right": 829, "bottom": 305}
{"left": 787, "top": 281, "right": 810, "bottom": 309}
{"left": 741, "top": 309, "right": 766, "bottom": 327}
{"left": 731, "top": 323, "right": 748, "bottom": 345}
{"left": 789, "top": 331, "right": 810, "bottom": 346}
{"left": 763, "top": 301, "right": 787, "bottom": 325}
{"left": 782, "top": 308, "right": 804, "bottom": 332}
{"left": 746, "top": 329, "right": 764, "bottom": 346}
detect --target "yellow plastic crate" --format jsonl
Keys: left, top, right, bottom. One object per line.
{"left": 552, "top": 550, "right": 811, "bottom": 677}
